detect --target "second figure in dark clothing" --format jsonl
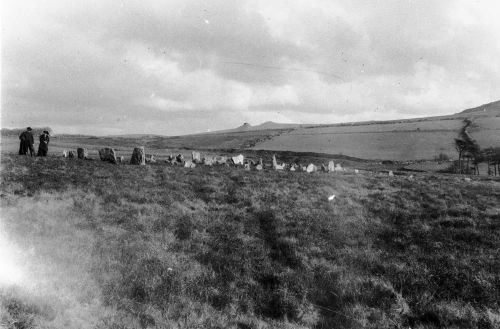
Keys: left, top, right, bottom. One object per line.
{"left": 37, "top": 130, "right": 50, "bottom": 156}
{"left": 19, "top": 127, "right": 35, "bottom": 156}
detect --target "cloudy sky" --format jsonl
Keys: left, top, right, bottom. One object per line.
{"left": 2, "top": 0, "right": 500, "bottom": 135}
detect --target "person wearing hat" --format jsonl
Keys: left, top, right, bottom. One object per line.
{"left": 37, "top": 130, "right": 50, "bottom": 156}
{"left": 19, "top": 127, "right": 35, "bottom": 156}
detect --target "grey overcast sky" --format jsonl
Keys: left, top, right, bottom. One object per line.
{"left": 2, "top": 0, "right": 500, "bottom": 135}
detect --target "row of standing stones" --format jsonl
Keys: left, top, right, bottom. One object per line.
{"left": 74, "top": 146, "right": 353, "bottom": 174}
{"left": 61, "top": 147, "right": 414, "bottom": 178}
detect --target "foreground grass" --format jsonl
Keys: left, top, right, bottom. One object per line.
{"left": 0, "top": 154, "right": 499, "bottom": 328}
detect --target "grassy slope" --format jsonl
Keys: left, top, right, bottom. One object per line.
{"left": 252, "top": 117, "right": 500, "bottom": 161}
{"left": 1, "top": 152, "right": 499, "bottom": 329}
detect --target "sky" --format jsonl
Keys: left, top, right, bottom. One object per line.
{"left": 2, "top": 0, "right": 500, "bottom": 136}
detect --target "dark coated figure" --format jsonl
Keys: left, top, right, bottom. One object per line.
{"left": 19, "top": 127, "right": 35, "bottom": 156}
{"left": 37, "top": 130, "right": 50, "bottom": 156}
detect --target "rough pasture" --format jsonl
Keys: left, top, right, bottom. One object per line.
{"left": 0, "top": 152, "right": 499, "bottom": 329}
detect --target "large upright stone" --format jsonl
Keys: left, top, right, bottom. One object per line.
{"left": 99, "top": 148, "right": 117, "bottom": 164}
{"left": 77, "top": 148, "right": 88, "bottom": 160}
{"left": 130, "top": 147, "right": 146, "bottom": 165}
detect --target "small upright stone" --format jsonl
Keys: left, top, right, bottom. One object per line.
{"left": 130, "top": 147, "right": 146, "bottom": 165}
{"left": 328, "top": 161, "right": 335, "bottom": 172}
{"left": 68, "top": 150, "right": 75, "bottom": 158}
{"left": 192, "top": 151, "right": 201, "bottom": 163}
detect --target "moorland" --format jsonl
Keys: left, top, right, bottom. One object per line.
{"left": 1, "top": 100, "right": 499, "bottom": 329}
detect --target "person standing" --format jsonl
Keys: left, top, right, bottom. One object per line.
{"left": 37, "top": 130, "right": 50, "bottom": 156}
{"left": 19, "top": 127, "right": 35, "bottom": 156}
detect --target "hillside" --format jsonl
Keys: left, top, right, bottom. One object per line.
{"left": 251, "top": 101, "right": 500, "bottom": 160}
{"left": 1, "top": 153, "right": 499, "bottom": 328}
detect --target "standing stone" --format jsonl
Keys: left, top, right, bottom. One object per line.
{"left": 231, "top": 154, "right": 244, "bottom": 165}
{"left": 117, "top": 156, "right": 124, "bottom": 163}
{"left": 256, "top": 164, "right": 263, "bottom": 171}
{"left": 130, "top": 147, "right": 146, "bottom": 165}
{"left": 77, "top": 148, "right": 88, "bottom": 159}
{"left": 335, "top": 163, "right": 343, "bottom": 171}
{"left": 388, "top": 170, "right": 394, "bottom": 176}
{"left": 146, "top": 154, "right": 156, "bottom": 163}
{"left": 192, "top": 151, "right": 201, "bottom": 163}
{"left": 328, "top": 161, "right": 335, "bottom": 172}
{"left": 176, "top": 154, "right": 184, "bottom": 164}
{"left": 68, "top": 150, "right": 75, "bottom": 158}
{"left": 258, "top": 158, "right": 263, "bottom": 166}
{"left": 272, "top": 154, "right": 284, "bottom": 170}
{"left": 62, "top": 150, "right": 68, "bottom": 158}
{"left": 244, "top": 163, "right": 251, "bottom": 171}
{"left": 306, "top": 164, "right": 317, "bottom": 173}
{"left": 99, "top": 148, "right": 117, "bottom": 164}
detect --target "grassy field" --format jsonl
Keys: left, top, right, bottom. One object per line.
{"left": 252, "top": 117, "right": 500, "bottom": 161}
{"left": 1, "top": 147, "right": 499, "bottom": 328}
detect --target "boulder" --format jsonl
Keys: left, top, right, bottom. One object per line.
{"left": 290, "top": 165, "right": 296, "bottom": 172}
{"left": 328, "top": 161, "right": 335, "bottom": 172}
{"left": 99, "top": 148, "right": 117, "bottom": 164}
{"left": 176, "top": 154, "right": 184, "bottom": 163}
{"left": 130, "top": 147, "right": 146, "bottom": 165}
{"left": 335, "top": 163, "right": 343, "bottom": 171}
{"left": 203, "top": 156, "right": 215, "bottom": 166}
{"left": 215, "top": 156, "right": 227, "bottom": 165}
{"left": 354, "top": 169, "right": 360, "bottom": 174}
{"left": 256, "top": 164, "right": 263, "bottom": 171}
{"left": 192, "top": 151, "right": 201, "bottom": 163}
{"left": 306, "top": 164, "right": 317, "bottom": 173}
{"left": 388, "top": 170, "right": 394, "bottom": 176}
{"left": 184, "top": 160, "right": 196, "bottom": 168}
{"left": 77, "top": 148, "right": 88, "bottom": 160}
{"left": 145, "top": 154, "right": 156, "bottom": 163}
{"left": 68, "top": 151, "right": 75, "bottom": 158}
{"left": 62, "top": 150, "right": 68, "bottom": 158}
{"left": 231, "top": 154, "right": 244, "bottom": 165}
{"left": 244, "top": 163, "right": 251, "bottom": 171}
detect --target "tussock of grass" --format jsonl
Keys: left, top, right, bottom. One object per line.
{"left": 1, "top": 154, "right": 499, "bottom": 328}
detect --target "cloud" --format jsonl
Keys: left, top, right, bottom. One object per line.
{"left": 2, "top": 0, "right": 499, "bottom": 135}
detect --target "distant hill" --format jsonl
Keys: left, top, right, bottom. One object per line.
{"left": 207, "top": 121, "right": 304, "bottom": 134}
{"left": 456, "top": 100, "right": 500, "bottom": 117}
{"left": 1, "top": 127, "right": 53, "bottom": 138}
